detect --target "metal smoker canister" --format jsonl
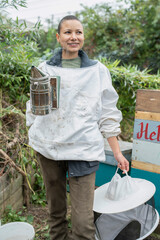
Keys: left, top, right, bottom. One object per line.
{"left": 30, "top": 66, "right": 51, "bottom": 115}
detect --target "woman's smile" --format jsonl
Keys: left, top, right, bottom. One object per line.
{"left": 68, "top": 42, "right": 79, "bottom": 47}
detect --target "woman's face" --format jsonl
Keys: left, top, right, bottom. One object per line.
{"left": 56, "top": 20, "right": 84, "bottom": 59}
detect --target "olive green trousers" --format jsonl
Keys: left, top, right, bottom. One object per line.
{"left": 37, "top": 153, "right": 96, "bottom": 240}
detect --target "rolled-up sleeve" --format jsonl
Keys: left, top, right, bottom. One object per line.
{"left": 98, "top": 65, "right": 122, "bottom": 139}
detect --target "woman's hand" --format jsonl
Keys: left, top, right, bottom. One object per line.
{"left": 114, "top": 152, "right": 129, "bottom": 173}
{"left": 107, "top": 136, "right": 130, "bottom": 173}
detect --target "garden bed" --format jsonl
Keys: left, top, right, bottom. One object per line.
{"left": 0, "top": 170, "right": 23, "bottom": 214}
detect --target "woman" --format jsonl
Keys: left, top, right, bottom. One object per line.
{"left": 26, "top": 15, "right": 129, "bottom": 240}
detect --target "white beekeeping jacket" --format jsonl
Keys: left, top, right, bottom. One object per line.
{"left": 26, "top": 61, "right": 122, "bottom": 161}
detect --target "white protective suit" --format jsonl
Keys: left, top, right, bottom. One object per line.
{"left": 26, "top": 61, "right": 122, "bottom": 161}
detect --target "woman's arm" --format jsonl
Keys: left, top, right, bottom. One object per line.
{"left": 107, "top": 136, "right": 129, "bottom": 172}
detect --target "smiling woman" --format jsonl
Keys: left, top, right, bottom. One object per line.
{"left": 26, "top": 14, "right": 129, "bottom": 240}
{"left": 56, "top": 16, "right": 84, "bottom": 59}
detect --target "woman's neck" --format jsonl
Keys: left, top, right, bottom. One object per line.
{"left": 62, "top": 49, "right": 79, "bottom": 59}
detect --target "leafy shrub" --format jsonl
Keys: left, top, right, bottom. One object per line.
{"left": 77, "top": 0, "right": 160, "bottom": 73}
{"left": 101, "top": 58, "right": 160, "bottom": 119}
{"left": 37, "top": 26, "right": 58, "bottom": 55}
{"left": 2, "top": 205, "right": 34, "bottom": 224}
{"left": 0, "top": 16, "right": 40, "bottom": 109}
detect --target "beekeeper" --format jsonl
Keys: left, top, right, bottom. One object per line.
{"left": 26, "top": 15, "right": 129, "bottom": 240}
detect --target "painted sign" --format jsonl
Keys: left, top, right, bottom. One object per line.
{"left": 132, "top": 89, "right": 160, "bottom": 173}
{"left": 133, "top": 119, "right": 160, "bottom": 144}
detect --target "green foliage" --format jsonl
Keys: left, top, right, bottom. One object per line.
{"left": 77, "top": 4, "right": 115, "bottom": 57}
{"left": 19, "top": 144, "right": 46, "bottom": 206}
{"left": 77, "top": 0, "right": 160, "bottom": 73}
{"left": 0, "top": 15, "right": 41, "bottom": 108}
{"left": 101, "top": 58, "right": 160, "bottom": 120}
{"left": 37, "top": 26, "right": 58, "bottom": 56}
{"left": 31, "top": 167, "right": 46, "bottom": 206}
{"left": 0, "top": 0, "right": 47, "bottom": 228}
{"left": 0, "top": 0, "right": 27, "bottom": 9}
{"left": 1, "top": 206, "right": 34, "bottom": 224}
{"left": 151, "top": 233, "right": 160, "bottom": 239}
{"left": 35, "top": 225, "right": 50, "bottom": 240}
{"left": 124, "top": 0, "right": 160, "bottom": 72}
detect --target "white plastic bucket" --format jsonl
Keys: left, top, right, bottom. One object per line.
{"left": 0, "top": 222, "right": 35, "bottom": 240}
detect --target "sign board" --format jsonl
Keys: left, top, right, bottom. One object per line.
{"left": 132, "top": 89, "right": 160, "bottom": 173}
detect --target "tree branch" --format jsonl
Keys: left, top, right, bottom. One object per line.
{"left": 7, "top": 122, "right": 20, "bottom": 149}
{"left": 0, "top": 149, "right": 26, "bottom": 177}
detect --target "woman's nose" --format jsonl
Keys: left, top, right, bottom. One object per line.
{"left": 71, "top": 32, "right": 77, "bottom": 39}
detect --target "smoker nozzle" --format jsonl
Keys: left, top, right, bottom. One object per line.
{"left": 31, "top": 66, "right": 46, "bottom": 78}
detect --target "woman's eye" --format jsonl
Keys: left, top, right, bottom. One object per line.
{"left": 64, "top": 30, "right": 83, "bottom": 35}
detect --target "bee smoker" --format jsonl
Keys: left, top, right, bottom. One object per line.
{"left": 30, "top": 66, "right": 60, "bottom": 115}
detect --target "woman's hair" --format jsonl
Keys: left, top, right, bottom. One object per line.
{"left": 57, "top": 15, "right": 81, "bottom": 34}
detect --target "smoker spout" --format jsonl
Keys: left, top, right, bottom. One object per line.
{"left": 31, "top": 66, "right": 47, "bottom": 78}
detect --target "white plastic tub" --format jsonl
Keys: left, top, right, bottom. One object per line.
{"left": 0, "top": 222, "right": 35, "bottom": 240}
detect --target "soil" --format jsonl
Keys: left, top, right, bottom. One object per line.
{"left": 24, "top": 204, "right": 72, "bottom": 240}
{"left": 24, "top": 205, "right": 49, "bottom": 240}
